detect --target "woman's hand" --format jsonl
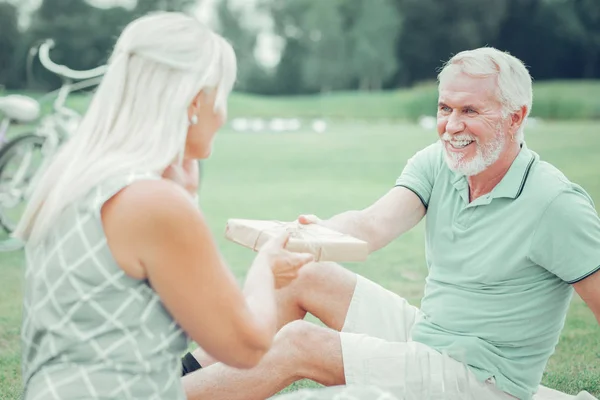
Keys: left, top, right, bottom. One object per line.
{"left": 257, "top": 232, "right": 314, "bottom": 289}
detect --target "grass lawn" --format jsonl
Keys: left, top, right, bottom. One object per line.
{"left": 0, "top": 119, "right": 599, "bottom": 399}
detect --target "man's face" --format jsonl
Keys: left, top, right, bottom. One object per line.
{"left": 437, "top": 69, "right": 513, "bottom": 176}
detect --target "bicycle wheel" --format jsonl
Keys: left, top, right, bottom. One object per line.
{"left": 0, "top": 133, "right": 46, "bottom": 247}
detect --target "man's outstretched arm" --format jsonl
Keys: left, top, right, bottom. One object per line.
{"left": 300, "top": 186, "right": 426, "bottom": 253}
{"left": 573, "top": 270, "right": 600, "bottom": 325}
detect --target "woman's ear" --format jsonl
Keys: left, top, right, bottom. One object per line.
{"left": 192, "top": 91, "right": 203, "bottom": 110}
{"left": 188, "top": 91, "right": 203, "bottom": 118}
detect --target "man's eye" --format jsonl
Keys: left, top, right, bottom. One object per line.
{"left": 465, "top": 108, "right": 477, "bottom": 114}
{"left": 440, "top": 106, "right": 451, "bottom": 112}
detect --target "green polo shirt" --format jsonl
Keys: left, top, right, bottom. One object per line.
{"left": 395, "top": 140, "right": 600, "bottom": 400}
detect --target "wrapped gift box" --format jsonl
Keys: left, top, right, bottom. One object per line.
{"left": 224, "top": 219, "right": 369, "bottom": 262}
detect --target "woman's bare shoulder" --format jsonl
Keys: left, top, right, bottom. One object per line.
{"left": 101, "top": 178, "right": 202, "bottom": 279}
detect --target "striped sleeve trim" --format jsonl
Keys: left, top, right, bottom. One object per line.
{"left": 395, "top": 184, "right": 428, "bottom": 209}
{"left": 566, "top": 264, "right": 600, "bottom": 284}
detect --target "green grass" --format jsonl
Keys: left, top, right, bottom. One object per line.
{"left": 1, "top": 119, "right": 599, "bottom": 398}
{"left": 0, "top": 250, "right": 24, "bottom": 400}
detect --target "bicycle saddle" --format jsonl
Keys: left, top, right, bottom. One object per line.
{"left": 0, "top": 95, "right": 41, "bottom": 123}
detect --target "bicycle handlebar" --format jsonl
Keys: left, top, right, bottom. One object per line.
{"left": 39, "top": 39, "right": 108, "bottom": 81}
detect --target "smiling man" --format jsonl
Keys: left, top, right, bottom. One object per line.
{"left": 181, "top": 48, "right": 600, "bottom": 400}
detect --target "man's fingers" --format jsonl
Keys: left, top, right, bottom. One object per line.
{"left": 298, "top": 214, "right": 321, "bottom": 225}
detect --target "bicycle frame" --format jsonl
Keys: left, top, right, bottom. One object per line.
{"left": 0, "top": 118, "right": 10, "bottom": 145}
{"left": 0, "top": 40, "right": 106, "bottom": 213}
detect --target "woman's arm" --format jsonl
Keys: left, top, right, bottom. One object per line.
{"left": 101, "top": 179, "right": 311, "bottom": 369}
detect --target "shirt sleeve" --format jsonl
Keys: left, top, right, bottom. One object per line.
{"left": 528, "top": 186, "right": 600, "bottom": 283}
{"left": 394, "top": 141, "right": 443, "bottom": 209}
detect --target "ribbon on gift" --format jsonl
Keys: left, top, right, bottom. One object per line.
{"left": 250, "top": 220, "right": 346, "bottom": 261}
{"left": 225, "top": 218, "right": 369, "bottom": 262}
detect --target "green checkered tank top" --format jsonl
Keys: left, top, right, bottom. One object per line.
{"left": 21, "top": 172, "right": 189, "bottom": 400}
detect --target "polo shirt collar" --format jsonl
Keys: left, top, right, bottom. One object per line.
{"left": 450, "top": 141, "right": 536, "bottom": 202}
{"left": 491, "top": 142, "right": 536, "bottom": 199}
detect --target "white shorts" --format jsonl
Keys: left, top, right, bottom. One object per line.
{"left": 339, "top": 274, "right": 518, "bottom": 400}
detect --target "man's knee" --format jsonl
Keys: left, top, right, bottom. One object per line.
{"left": 295, "top": 261, "right": 355, "bottom": 295}
{"left": 279, "top": 262, "right": 336, "bottom": 304}
{"left": 275, "top": 320, "right": 334, "bottom": 362}
{"left": 276, "top": 320, "right": 315, "bottom": 351}
{"left": 297, "top": 261, "right": 336, "bottom": 283}
{"left": 275, "top": 320, "right": 345, "bottom": 385}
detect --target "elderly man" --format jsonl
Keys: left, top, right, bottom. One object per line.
{"left": 181, "top": 47, "right": 600, "bottom": 400}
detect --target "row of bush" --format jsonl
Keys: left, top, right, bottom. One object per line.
{"left": 6, "top": 80, "right": 600, "bottom": 123}
{"left": 227, "top": 81, "right": 600, "bottom": 122}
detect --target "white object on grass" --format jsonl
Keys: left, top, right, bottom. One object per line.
{"left": 312, "top": 119, "right": 327, "bottom": 133}
{"left": 250, "top": 118, "right": 266, "bottom": 132}
{"left": 418, "top": 115, "right": 436, "bottom": 131}
{"left": 270, "top": 118, "right": 287, "bottom": 132}
{"left": 231, "top": 118, "right": 249, "bottom": 132}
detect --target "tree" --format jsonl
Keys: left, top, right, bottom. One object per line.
{"left": 215, "top": 0, "right": 261, "bottom": 92}
{"left": 493, "top": 0, "right": 595, "bottom": 80}
{"left": 347, "top": 0, "right": 401, "bottom": 90}
{"left": 299, "top": 0, "right": 349, "bottom": 92}
{"left": 394, "top": 0, "right": 509, "bottom": 85}
{"left": 25, "top": 0, "right": 134, "bottom": 89}
{"left": 0, "top": 2, "right": 20, "bottom": 88}
{"left": 270, "top": 38, "right": 307, "bottom": 95}
{"left": 261, "top": 0, "right": 312, "bottom": 94}
{"left": 574, "top": 0, "right": 600, "bottom": 78}
{"left": 131, "top": 0, "right": 196, "bottom": 15}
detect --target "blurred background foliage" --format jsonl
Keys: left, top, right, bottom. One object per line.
{"left": 0, "top": 0, "right": 598, "bottom": 120}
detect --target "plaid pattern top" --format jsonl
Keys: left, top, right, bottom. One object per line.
{"left": 21, "top": 172, "right": 189, "bottom": 400}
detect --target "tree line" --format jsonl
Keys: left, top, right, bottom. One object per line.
{"left": 0, "top": 0, "right": 598, "bottom": 95}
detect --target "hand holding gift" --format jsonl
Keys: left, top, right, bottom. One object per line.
{"left": 257, "top": 231, "right": 315, "bottom": 289}
{"left": 297, "top": 214, "right": 326, "bottom": 226}
{"left": 225, "top": 218, "right": 369, "bottom": 263}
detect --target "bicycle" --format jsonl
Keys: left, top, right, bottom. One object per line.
{"left": 0, "top": 39, "right": 106, "bottom": 251}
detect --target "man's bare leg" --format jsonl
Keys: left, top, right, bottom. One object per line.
{"left": 191, "top": 262, "right": 357, "bottom": 368}
{"left": 183, "top": 320, "right": 346, "bottom": 400}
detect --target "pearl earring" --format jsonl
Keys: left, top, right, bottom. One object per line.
{"left": 190, "top": 115, "right": 198, "bottom": 125}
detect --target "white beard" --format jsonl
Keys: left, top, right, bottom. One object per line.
{"left": 441, "top": 124, "right": 506, "bottom": 176}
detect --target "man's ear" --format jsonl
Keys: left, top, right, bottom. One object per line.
{"left": 510, "top": 105, "right": 528, "bottom": 132}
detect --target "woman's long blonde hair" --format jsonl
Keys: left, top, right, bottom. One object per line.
{"left": 14, "top": 12, "right": 237, "bottom": 246}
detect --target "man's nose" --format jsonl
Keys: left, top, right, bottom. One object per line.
{"left": 445, "top": 111, "right": 465, "bottom": 134}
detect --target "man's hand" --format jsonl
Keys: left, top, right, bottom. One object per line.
{"left": 297, "top": 214, "right": 320, "bottom": 225}
{"left": 297, "top": 186, "right": 426, "bottom": 253}
{"left": 298, "top": 214, "right": 330, "bottom": 228}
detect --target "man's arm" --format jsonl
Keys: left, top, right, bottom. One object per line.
{"left": 573, "top": 270, "right": 600, "bottom": 325}
{"left": 527, "top": 188, "right": 600, "bottom": 326}
{"left": 305, "top": 186, "right": 426, "bottom": 253}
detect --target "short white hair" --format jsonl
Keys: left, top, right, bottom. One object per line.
{"left": 437, "top": 47, "right": 533, "bottom": 142}
{"left": 15, "top": 12, "right": 237, "bottom": 245}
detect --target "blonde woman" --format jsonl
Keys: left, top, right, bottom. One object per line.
{"left": 15, "top": 12, "right": 313, "bottom": 400}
